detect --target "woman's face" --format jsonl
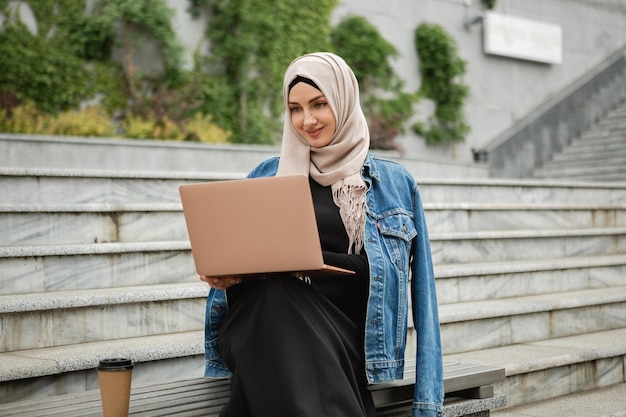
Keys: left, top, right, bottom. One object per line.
{"left": 288, "top": 82, "right": 336, "bottom": 148}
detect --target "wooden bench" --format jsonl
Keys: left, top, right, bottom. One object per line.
{"left": 0, "top": 362, "right": 506, "bottom": 417}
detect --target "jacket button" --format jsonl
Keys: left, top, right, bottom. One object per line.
{"left": 214, "top": 305, "right": 222, "bottom": 312}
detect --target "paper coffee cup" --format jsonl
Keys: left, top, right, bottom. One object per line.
{"left": 97, "top": 358, "right": 134, "bottom": 417}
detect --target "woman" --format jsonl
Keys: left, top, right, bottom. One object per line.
{"left": 201, "top": 52, "right": 443, "bottom": 417}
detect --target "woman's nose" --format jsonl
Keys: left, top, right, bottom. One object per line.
{"left": 304, "top": 111, "right": 316, "bottom": 126}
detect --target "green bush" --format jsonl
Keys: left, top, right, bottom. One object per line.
{"left": 48, "top": 106, "right": 117, "bottom": 137}
{"left": 331, "top": 15, "right": 416, "bottom": 152}
{"left": 414, "top": 22, "right": 469, "bottom": 144}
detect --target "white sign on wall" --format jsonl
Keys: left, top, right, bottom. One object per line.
{"left": 483, "top": 11, "right": 562, "bottom": 64}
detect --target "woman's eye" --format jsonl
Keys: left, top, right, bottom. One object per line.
{"left": 290, "top": 106, "right": 302, "bottom": 113}
{"left": 314, "top": 102, "right": 327, "bottom": 109}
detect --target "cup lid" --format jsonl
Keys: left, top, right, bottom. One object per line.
{"left": 97, "top": 358, "right": 134, "bottom": 370}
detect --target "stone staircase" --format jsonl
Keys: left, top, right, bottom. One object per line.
{"left": 1, "top": 165, "right": 625, "bottom": 411}
{"left": 533, "top": 101, "right": 626, "bottom": 182}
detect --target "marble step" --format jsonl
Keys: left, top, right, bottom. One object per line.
{"left": 0, "top": 168, "right": 243, "bottom": 205}
{"left": 434, "top": 255, "right": 626, "bottom": 304}
{"left": 0, "top": 204, "right": 187, "bottom": 246}
{"left": 0, "top": 331, "right": 206, "bottom": 405}
{"left": 2, "top": 228, "right": 624, "bottom": 295}
{"left": 445, "top": 327, "right": 626, "bottom": 408}
{"left": 3, "top": 168, "right": 626, "bottom": 206}
{"left": 564, "top": 141, "right": 626, "bottom": 155}
{"left": 429, "top": 227, "right": 626, "bottom": 265}
{"left": 551, "top": 147, "right": 626, "bottom": 163}
{"left": 564, "top": 140, "right": 626, "bottom": 155}
{"left": 0, "top": 283, "right": 208, "bottom": 352}
{"left": 0, "top": 134, "right": 489, "bottom": 179}
{"left": 417, "top": 179, "right": 626, "bottom": 205}
{"left": 577, "top": 127, "right": 626, "bottom": 140}
{"left": 428, "top": 204, "right": 626, "bottom": 233}
{"left": 595, "top": 119, "right": 626, "bottom": 131}
{"left": 533, "top": 165, "right": 626, "bottom": 181}
{"left": 0, "top": 242, "right": 196, "bottom": 295}
{"left": 533, "top": 161, "right": 626, "bottom": 177}
{"left": 2, "top": 203, "right": 625, "bottom": 246}
{"left": 437, "top": 285, "right": 626, "bottom": 355}
{"left": 554, "top": 173, "right": 626, "bottom": 182}
{"left": 3, "top": 273, "right": 624, "bottom": 355}
{"left": 604, "top": 107, "right": 626, "bottom": 119}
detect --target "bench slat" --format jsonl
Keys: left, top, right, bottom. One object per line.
{"left": 0, "top": 362, "right": 505, "bottom": 416}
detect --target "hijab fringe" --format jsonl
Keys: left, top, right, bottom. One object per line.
{"left": 332, "top": 174, "right": 366, "bottom": 254}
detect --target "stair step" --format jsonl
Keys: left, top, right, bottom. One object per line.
{"left": 543, "top": 153, "right": 626, "bottom": 169}
{"left": 429, "top": 227, "right": 626, "bottom": 264}
{"left": 426, "top": 203, "right": 626, "bottom": 232}
{"left": 435, "top": 255, "right": 626, "bottom": 303}
{"left": 491, "top": 382, "right": 626, "bottom": 417}
{"left": 418, "top": 179, "right": 626, "bottom": 205}
{"left": 0, "top": 332, "right": 205, "bottom": 404}
{"left": 4, "top": 168, "right": 626, "bottom": 206}
{"left": 0, "top": 168, "right": 243, "bottom": 205}
{"left": 564, "top": 141, "right": 626, "bottom": 155}
{"left": 0, "top": 284, "right": 207, "bottom": 351}
{"left": 438, "top": 286, "right": 626, "bottom": 354}
{"left": 3, "top": 203, "right": 625, "bottom": 246}
{"left": 534, "top": 167, "right": 626, "bottom": 181}
{"left": 0, "top": 242, "right": 196, "bottom": 295}
{"left": 551, "top": 148, "right": 626, "bottom": 163}
{"left": 444, "top": 328, "right": 626, "bottom": 408}
{"left": 534, "top": 162, "right": 626, "bottom": 177}
{"left": 0, "top": 204, "right": 186, "bottom": 246}
{"left": 1, "top": 228, "right": 623, "bottom": 295}
{"left": 576, "top": 129, "right": 626, "bottom": 142}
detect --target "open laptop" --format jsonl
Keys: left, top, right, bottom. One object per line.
{"left": 179, "top": 175, "right": 355, "bottom": 278}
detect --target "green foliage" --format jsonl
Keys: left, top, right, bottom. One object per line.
{"left": 414, "top": 22, "right": 469, "bottom": 144}
{"left": 482, "top": 0, "right": 497, "bottom": 10}
{"left": 0, "top": 101, "right": 230, "bottom": 142}
{"left": 192, "top": 0, "right": 336, "bottom": 144}
{"left": 0, "top": 1, "right": 471, "bottom": 149}
{"left": 0, "top": 102, "right": 116, "bottom": 136}
{"left": 0, "top": 1, "right": 97, "bottom": 114}
{"left": 331, "top": 16, "right": 416, "bottom": 152}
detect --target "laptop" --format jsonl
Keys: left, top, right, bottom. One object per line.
{"left": 179, "top": 175, "right": 355, "bottom": 278}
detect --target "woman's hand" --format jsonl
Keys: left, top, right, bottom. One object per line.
{"left": 200, "top": 275, "right": 242, "bottom": 290}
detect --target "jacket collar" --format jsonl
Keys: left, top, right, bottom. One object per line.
{"left": 362, "top": 153, "right": 381, "bottom": 183}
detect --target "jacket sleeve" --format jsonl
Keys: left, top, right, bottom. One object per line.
{"left": 411, "top": 183, "right": 444, "bottom": 417}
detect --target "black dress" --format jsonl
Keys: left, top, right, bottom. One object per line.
{"left": 218, "top": 178, "right": 376, "bottom": 417}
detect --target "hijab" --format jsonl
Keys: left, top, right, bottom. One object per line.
{"left": 277, "top": 52, "right": 370, "bottom": 254}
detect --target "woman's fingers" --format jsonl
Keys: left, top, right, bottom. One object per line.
{"left": 199, "top": 275, "right": 242, "bottom": 290}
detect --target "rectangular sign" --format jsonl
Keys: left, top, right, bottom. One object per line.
{"left": 483, "top": 12, "right": 562, "bottom": 64}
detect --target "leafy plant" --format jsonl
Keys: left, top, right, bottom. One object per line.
{"left": 414, "top": 22, "right": 469, "bottom": 144}
{"left": 482, "top": 0, "right": 497, "bottom": 10}
{"left": 331, "top": 15, "right": 416, "bottom": 152}
{"left": 0, "top": 1, "right": 97, "bottom": 116}
{"left": 190, "top": 0, "right": 336, "bottom": 144}
{"left": 0, "top": 102, "right": 115, "bottom": 137}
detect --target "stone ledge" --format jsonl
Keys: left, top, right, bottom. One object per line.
{"left": 445, "top": 327, "right": 626, "bottom": 376}
{"left": 0, "top": 241, "right": 190, "bottom": 258}
{"left": 0, "top": 332, "right": 205, "bottom": 382}
{"left": 0, "top": 283, "right": 208, "bottom": 313}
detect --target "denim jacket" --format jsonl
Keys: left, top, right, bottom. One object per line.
{"left": 203, "top": 154, "right": 443, "bottom": 417}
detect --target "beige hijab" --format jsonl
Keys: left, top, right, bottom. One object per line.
{"left": 277, "top": 52, "right": 370, "bottom": 254}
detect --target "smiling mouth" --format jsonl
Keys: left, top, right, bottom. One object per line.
{"left": 305, "top": 128, "right": 322, "bottom": 137}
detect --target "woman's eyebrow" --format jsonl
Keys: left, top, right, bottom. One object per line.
{"left": 288, "top": 95, "right": 325, "bottom": 106}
